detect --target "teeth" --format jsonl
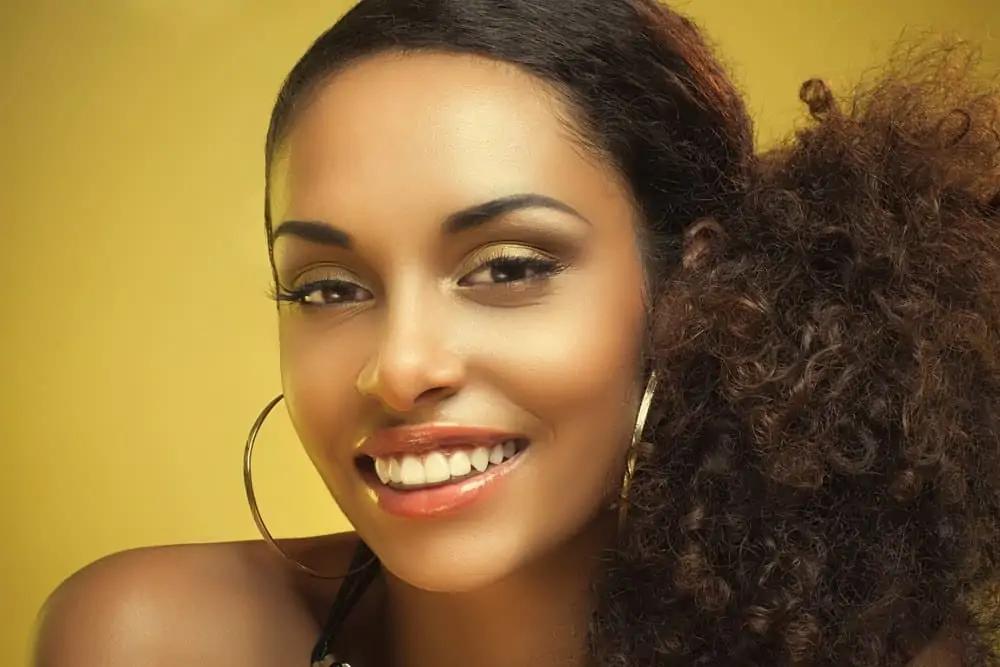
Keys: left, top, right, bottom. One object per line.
{"left": 423, "top": 452, "right": 450, "bottom": 484}
{"left": 449, "top": 450, "right": 471, "bottom": 477}
{"left": 375, "top": 457, "right": 391, "bottom": 484}
{"left": 470, "top": 447, "right": 489, "bottom": 472}
{"left": 400, "top": 455, "right": 426, "bottom": 485}
{"left": 372, "top": 440, "right": 523, "bottom": 489}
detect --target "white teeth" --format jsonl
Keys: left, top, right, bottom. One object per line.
{"left": 489, "top": 444, "right": 504, "bottom": 465}
{"left": 423, "top": 452, "right": 450, "bottom": 484}
{"left": 470, "top": 447, "right": 490, "bottom": 472}
{"left": 503, "top": 440, "right": 516, "bottom": 458}
{"left": 372, "top": 440, "right": 524, "bottom": 489}
{"left": 449, "top": 450, "right": 472, "bottom": 477}
{"left": 400, "top": 456, "right": 426, "bottom": 485}
{"left": 375, "top": 457, "right": 391, "bottom": 484}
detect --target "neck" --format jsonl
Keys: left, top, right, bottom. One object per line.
{"left": 384, "top": 512, "right": 616, "bottom": 667}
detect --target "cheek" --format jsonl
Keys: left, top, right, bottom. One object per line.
{"left": 485, "top": 299, "right": 642, "bottom": 415}
{"left": 277, "top": 315, "right": 370, "bottom": 473}
{"left": 506, "top": 244, "right": 645, "bottom": 405}
{"left": 475, "top": 247, "right": 647, "bottom": 544}
{"left": 478, "top": 247, "right": 647, "bottom": 453}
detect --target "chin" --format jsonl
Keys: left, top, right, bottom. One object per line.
{"left": 390, "top": 559, "right": 514, "bottom": 593}
{"left": 359, "top": 507, "right": 608, "bottom": 595}
{"left": 365, "top": 522, "right": 537, "bottom": 593}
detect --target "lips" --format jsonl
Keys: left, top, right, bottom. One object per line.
{"left": 355, "top": 424, "right": 530, "bottom": 516}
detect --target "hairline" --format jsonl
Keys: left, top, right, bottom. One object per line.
{"left": 264, "top": 45, "right": 651, "bottom": 267}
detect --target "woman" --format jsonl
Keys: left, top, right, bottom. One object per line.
{"left": 33, "top": 1, "right": 1000, "bottom": 665}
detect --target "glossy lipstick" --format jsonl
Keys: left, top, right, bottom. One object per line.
{"left": 357, "top": 425, "right": 528, "bottom": 518}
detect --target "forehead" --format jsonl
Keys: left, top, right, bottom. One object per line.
{"left": 270, "top": 50, "right": 632, "bottom": 227}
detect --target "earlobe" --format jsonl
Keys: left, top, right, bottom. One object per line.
{"left": 681, "top": 217, "right": 726, "bottom": 270}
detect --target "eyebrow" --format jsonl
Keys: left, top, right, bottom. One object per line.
{"left": 272, "top": 193, "right": 590, "bottom": 249}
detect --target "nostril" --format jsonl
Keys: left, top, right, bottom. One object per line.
{"left": 414, "top": 385, "right": 457, "bottom": 405}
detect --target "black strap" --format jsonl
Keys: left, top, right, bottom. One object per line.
{"left": 309, "top": 541, "right": 382, "bottom": 665}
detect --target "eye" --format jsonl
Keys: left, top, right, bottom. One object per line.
{"left": 458, "top": 249, "right": 565, "bottom": 287}
{"left": 275, "top": 279, "right": 373, "bottom": 308}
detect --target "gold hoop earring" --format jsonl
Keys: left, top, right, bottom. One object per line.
{"left": 618, "top": 371, "right": 658, "bottom": 534}
{"left": 243, "top": 394, "right": 376, "bottom": 579}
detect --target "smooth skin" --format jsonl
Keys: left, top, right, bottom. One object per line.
{"left": 32, "top": 52, "right": 961, "bottom": 667}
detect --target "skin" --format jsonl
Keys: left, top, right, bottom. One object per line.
{"left": 31, "top": 51, "right": 962, "bottom": 667}
{"left": 269, "top": 51, "right": 647, "bottom": 666}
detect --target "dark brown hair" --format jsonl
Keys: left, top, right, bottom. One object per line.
{"left": 264, "top": 2, "right": 1000, "bottom": 664}
{"left": 263, "top": 0, "right": 754, "bottom": 287}
{"left": 605, "top": 46, "right": 1000, "bottom": 666}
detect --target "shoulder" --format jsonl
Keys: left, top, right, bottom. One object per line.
{"left": 32, "top": 534, "right": 361, "bottom": 667}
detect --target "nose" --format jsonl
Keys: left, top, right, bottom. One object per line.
{"left": 355, "top": 293, "right": 465, "bottom": 414}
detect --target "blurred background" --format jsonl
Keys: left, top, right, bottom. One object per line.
{"left": 1, "top": 0, "right": 997, "bottom": 664}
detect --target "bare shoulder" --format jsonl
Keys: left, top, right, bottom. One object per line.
{"left": 32, "top": 534, "right": 362, "bottom": 667}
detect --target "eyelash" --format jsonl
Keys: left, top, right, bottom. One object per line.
{"left": 270, "top": 279, "right": 369, "bottom": 308}
{"left": 271, "top": 251, "right": 566, "bottom": 308}
{"left": 458, "top": 249, "right": 566, "bottom": 288}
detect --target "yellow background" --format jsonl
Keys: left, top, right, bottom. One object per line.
{"left": 1, "top": 0, "right": 997, "bottom": 664}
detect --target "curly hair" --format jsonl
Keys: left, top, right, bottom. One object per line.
{"left": 264, "top": 2, "right": 1000, "bottom": 664}
{"left": 596, "top": 45, "right": 1000, "bottom": 666}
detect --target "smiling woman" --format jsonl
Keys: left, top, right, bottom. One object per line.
{"left": 30, "top": 1, "right": 1000, "bottom": 666}
{"left": 269, "top": 48, "right": 649, "bottom": 603}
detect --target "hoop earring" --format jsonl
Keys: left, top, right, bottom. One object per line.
{"left": 618, "top": 371, "right": 658, "bottom": 534}
{"left": 243, "top": 394, "right": 377, "bottom": 579}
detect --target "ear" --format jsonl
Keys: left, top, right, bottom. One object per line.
{"left": 682, "top": 218, "right": 726, "bottom": 270}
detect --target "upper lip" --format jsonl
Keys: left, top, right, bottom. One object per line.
{"left": 357, "top": 424, "right": 524, "bottom": 459}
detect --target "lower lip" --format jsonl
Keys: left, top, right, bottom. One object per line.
{"left": 366, "top": 450, "right": 528, "bottom": 518}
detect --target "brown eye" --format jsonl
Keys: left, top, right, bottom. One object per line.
{"left": 280, "top": 279, "right": 373, "bottom": 307}
{"left": 459, "top": 254, "right": 564, "bottom": 287}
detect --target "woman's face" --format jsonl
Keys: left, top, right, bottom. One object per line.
{"left": 269, "top": 51, "right": 646, "bottom": 592}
